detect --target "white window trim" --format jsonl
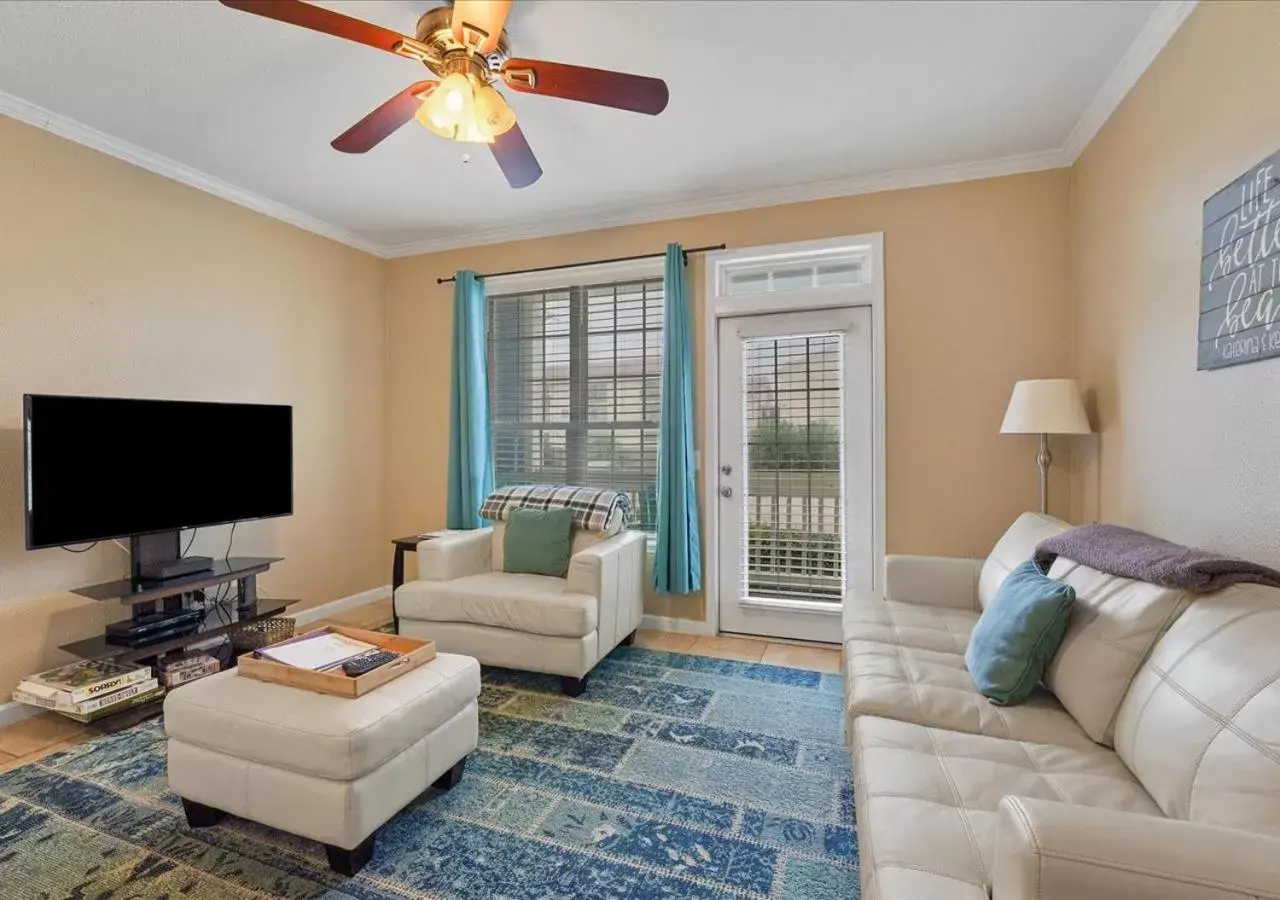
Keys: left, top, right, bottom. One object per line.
{"left": 702, "top": 233, "right": 886, "bottom": 634}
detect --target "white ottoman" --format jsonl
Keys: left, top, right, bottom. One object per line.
{"left": 164, "top": 652, "right": 480, "bottom": 875}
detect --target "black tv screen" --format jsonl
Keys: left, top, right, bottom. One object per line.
{"left": 24, "top": 395, "right": 293, "bottom": 549}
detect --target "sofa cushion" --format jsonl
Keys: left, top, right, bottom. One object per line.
{"left": 851, "top": 715, "right": 1161, "bottom": 899}
{"left": 163, "top": 654, "right": 480, "bottom": 781}
{"left": 844, "top": 636, "right": 1094, "bottom": 749}
{"left": 1113, "top": 583, "right": 1280, "bottom": 836}
{"left": 965, "top": 559, "right": 1076, "bottom": 706}
{"left": 978, "top": 512, "right": 1070, "bottom": 609}
{"left": 842, "top": 595, "right": 979, "bottom": 655}
{"left": 1043, "top": 557, "right": 1193, "bottom": 746}
{"left": 396, "top": 572, "right": 598, "bottom": 638}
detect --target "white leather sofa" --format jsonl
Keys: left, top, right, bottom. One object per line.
{"left": 843, "top": 512, "right": 1280, "bottom": 900}
{"left": 395, "top": 521, "right": 645, "bottom": 696}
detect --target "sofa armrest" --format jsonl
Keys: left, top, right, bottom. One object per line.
{"left": 884, "top": 555, "right": 983, "bottom": 610}
{"left": 417, "top": 528, "right": 493, "bottom": 582}
{"left": 994, "top": 797, "right": 1280, "bottom": 900}
{"left": 567, "top": 530, "right": 646, "bottom": 656}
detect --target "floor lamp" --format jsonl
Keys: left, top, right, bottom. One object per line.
{"left": 1000, "top": 379, "right": 1092, "bottom": 515}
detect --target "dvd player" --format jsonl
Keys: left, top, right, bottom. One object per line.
{"left": 106, "top": 610, "right": 204, "bottom": 648}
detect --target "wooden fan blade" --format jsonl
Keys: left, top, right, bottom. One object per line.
{"left": 332, "top": 81, "right": 436, "bottom": 154}
{"left": 451, "top": 0, "right": 512, "bottom": 55}
{"left": 491, "top": 124, "right": 542, "bottom": 189}
{"left": 501, "top": 58, "right": 668, "bottom": 115}
{"left": 219, "top": 0, "right": 414, "bottom": 56}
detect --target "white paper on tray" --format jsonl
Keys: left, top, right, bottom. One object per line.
{"left": 256, "top": 632, "right": 377, "bottom": 671}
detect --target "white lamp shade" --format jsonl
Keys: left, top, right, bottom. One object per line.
{"left": 1000, "top": 379, "right": 1092, "bottom": 435}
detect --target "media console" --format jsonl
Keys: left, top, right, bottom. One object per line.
{"left": 61, "top": 556, "right": 292, "bottom": 665}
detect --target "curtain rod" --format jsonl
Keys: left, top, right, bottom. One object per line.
{"left": 435, "top": 243, "right": 727, "bottom": 285}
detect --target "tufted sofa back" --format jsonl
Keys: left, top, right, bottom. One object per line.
{"left": 1112, "top": 582, "right": 1280, "bottom": 837}
{"left": 977, "top": 512, "right": 1071, "bottom": 609}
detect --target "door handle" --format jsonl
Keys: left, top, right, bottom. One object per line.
{"left": 719, "top": 486, "right": 733, "bottom": 498}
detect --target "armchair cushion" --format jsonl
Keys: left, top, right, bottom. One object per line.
{"left": 503, "top": 507, "right": 574, "bottom": 577}
{"left": 395, "top": 573, "right": 597, "bottom": 638}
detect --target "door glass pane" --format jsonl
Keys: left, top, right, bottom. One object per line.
{"left": 741, "top": 333, "right": 844, "bottom": 603}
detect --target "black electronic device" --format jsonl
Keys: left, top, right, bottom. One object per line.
{"left": 342, "top": 651, "right": 400, "bottom": 677}
{"left": 138, "top": 555, "right": 217, "bottom": 582}
{"left": 105, "top": 609, "right": 204, "bottom": 647}
{"left": 23, "top": 394, "right": 293, "bottom": 583}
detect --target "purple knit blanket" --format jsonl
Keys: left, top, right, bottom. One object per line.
{"left": 1033, "top": 523, "right": 1280, "bottom": 593}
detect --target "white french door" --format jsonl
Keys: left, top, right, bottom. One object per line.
{"left": 715, "top": 307, "right": 874, "bottom": 643}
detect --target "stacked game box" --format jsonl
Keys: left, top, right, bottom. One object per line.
{"left": 12, "top": 660, "right": 164, "bottom": 723}
{"left": 158, "top": 650, "right": 220, "bottom": 688}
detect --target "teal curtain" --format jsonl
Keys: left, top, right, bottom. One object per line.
{"left": 654, "top": 244, "right": 703, "bottom": 593}
{"left": 447, "top": 271, "right": 494, "bottom": 529}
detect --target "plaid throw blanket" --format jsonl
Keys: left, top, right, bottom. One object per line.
{"left": 480, "top": 485, "right": 632, "bottom": 533}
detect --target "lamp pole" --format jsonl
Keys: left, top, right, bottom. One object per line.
{"left": 1036, "top": 433, "right": 1052, "bottom": 515}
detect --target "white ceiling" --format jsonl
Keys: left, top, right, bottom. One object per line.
{"left": 0, "top": 1, "right": 1191, "bottom": 256}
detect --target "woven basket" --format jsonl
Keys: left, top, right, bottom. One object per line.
{"left": 232, "top": 617, "right": 296, "bottom": 653}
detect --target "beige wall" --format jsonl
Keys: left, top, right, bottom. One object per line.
{"left": 0, "top": 116, "right": 387, "bottom": 697}
{"left": 1070, "top": 1, "right": 1280, "bottom": 566}
{"left": 386, "top": 170, "right": 1074, "bottom": 619}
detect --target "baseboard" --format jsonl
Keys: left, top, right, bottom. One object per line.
{"left": 289, "top": 585, "right": 392, "bottom": 626}
{"left": 0, "top": 698, "right": 41, "bottom": 728}
{"left": 640, "top": 614, "right": 717, "bottom": 636}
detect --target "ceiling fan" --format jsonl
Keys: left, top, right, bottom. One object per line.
{"left": 218, "top": 0, "right": 670, "bottom": 189}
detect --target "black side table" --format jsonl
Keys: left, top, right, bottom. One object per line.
{"left": 390, "top": 534, "right": 437, "bottom": 632}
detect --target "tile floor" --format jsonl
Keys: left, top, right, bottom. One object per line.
{"left": 0, "top": 596, "right": 841, "bottom": 772}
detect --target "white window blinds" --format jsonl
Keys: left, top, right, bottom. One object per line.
{"left": 487, "top": 277, "right": 664, "bottom": 531}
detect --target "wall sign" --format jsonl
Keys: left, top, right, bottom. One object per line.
{"left": 1199, "top": 151, "right": 1280, "bottom": 370}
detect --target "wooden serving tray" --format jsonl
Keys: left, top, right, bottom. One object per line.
{"left": 237, "top": 624, "right": 435, "bottom": 698}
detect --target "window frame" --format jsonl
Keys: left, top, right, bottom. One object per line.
{"left": 485, "top": 257, "right": 665, "bottom": 531}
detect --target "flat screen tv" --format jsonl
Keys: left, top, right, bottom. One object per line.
{"left": 24, "top": 394, "right": 293, "bottom": 550}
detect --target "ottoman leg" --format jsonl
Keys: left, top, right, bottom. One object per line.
{"left": 326, "top": 831, "right": 376, "bottom": 877}
{"left": 433, "top": 756, "right": 466, "bottom": 791}
{"left": 561, "top": 675, "right": 588, "bottom": 697}
{"left": 620, "top": 630, "right": 636, "bottom": 646}
{"left": 181, "top": 798, "right": 226, "bottom": 828}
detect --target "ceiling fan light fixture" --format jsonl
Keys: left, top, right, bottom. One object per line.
{"left": 415, "top": 71, "right": 495, "bottom": 144}
{"left": 474, "top": 83, "right": 516, "bottom": 137}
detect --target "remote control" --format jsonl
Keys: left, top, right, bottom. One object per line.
{"left": 343, "top": 651, "right": 399, "bottom": 677}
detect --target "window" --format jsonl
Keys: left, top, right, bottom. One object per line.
{"left": 487, "top": 276, "right": 664, "bottom": 531}
{"left": 724, "top": 259, "right": 862, "bottom": 296}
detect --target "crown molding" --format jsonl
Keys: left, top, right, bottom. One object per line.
{"left": 1061, "top": 0, "right": 1197, "bottom": 162}
{"left": 381, "top": 147, "right": 1071, "bottom": 257}
{"left": 0, "top": 0, "right": 1192, "bottom": 260}
{"left": 0, "top": 89, "right": 384, "bottom": 257}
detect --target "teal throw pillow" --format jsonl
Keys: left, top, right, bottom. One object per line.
{"left": 965, "top": 559, "right": 1075, "bottom": 706}
{"left": 503, "top": 507, "right": 575, "bottom": 577}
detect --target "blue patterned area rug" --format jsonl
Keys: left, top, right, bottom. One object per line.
{"left": 0, "top": 646, "right": 856, "bottom": 899}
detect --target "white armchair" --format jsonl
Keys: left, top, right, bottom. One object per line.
{"left": 394, "top": 523, "right": 646, "bottom": 696}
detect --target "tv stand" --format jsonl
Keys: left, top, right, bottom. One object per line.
{"left": 130, "top": 530, "right": 212, "bottom": 584}
{"left": 63, "top": 555, "right": 288, "bottom": 664}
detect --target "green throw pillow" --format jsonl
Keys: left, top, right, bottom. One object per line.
{"left": 503, "top": 507, "right": 575, "bottom": 577}
{"left": 965, "top": 559, "right": 1075, "bottom": 706}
